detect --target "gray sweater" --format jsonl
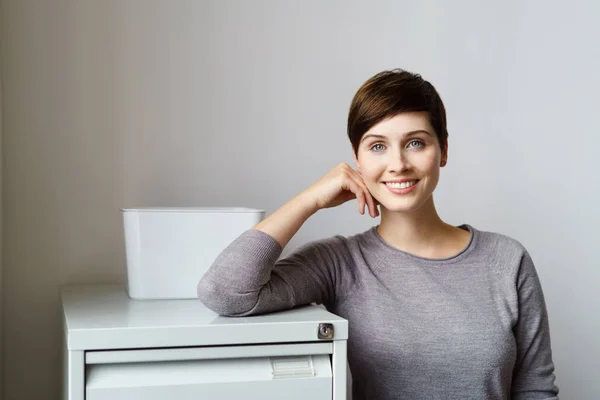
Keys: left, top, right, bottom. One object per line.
{"left": 197, "top": 224, "right": 559, "bottom": 399}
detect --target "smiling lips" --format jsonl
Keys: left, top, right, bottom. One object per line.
{"left": 383, "top": 179, "right": 419, "bottom": 194}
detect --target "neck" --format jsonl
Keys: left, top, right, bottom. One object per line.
{"left": 377, "top": 196, "right": 454, "bottom": 253}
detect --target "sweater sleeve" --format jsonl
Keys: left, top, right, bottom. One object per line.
{"left": 511, "top": 251, "right": 559, "bottom": 399}
{"left": 197, "top": 229, "right": 345, "bottom": 316}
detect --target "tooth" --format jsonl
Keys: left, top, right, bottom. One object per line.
{"left": 387, "top": 181, "right": 419, "bottom": 189}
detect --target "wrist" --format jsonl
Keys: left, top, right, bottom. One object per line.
{"left": 294, "top": 191, "right": 320, "bottom": 216}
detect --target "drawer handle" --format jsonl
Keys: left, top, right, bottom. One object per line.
{"left": 270, "top": 356, "right": 315, "bottom": 379}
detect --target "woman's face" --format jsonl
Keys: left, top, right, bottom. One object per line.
{"left": 354, "top": 111, "right": 446, "bottom": 214}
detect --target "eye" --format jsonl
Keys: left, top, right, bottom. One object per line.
{"left": 407, "top": 139, "right": 424, "bottom": 149}
{"left": 370, "top": 143, "right": 386, "bottom": 152}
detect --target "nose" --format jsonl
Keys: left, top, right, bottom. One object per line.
{"left": 388, "top": 148, "right": 410, "bottom": 174}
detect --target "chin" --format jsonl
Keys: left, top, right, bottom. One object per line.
{"left": 375, "top": 193, "right": 433, "bottom": 214}
{"left": 379, "top": 203, "right": 421, "bottom": 214}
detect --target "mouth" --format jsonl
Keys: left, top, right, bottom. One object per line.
{"left": 384, "top": 180, "right": 419, "bottom": 189}
{"left": 383, "top": 179, "right": 420, "bottom": 194}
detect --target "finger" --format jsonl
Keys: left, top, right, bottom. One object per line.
{"left": 350, "top": 173, "right": 378, "bottom": 218}
{"left": 363, "top": 188, "right": 378, "bottom": 218}
{"left": 345, "top": 179, "right": 366, "bottom": 214}
{"left": 355, "top": 185, "right": 367, "bottom": 215}
{"left": 355, "top": 180, "right": 375, "bottom": 217}
{"left": 362, "top": 184, "right": 379, "bottom": 218}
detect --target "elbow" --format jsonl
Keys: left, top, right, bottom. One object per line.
{"left": 197, "top": 277, "right": 259, "bottom": 317}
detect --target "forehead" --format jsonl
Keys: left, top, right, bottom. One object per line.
{"left": 364, "top": 111, "right": 434, "bottom": 139}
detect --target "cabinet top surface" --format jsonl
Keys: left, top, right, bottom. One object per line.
{"left": 61, "top": 284, "right": 347, "bottom": 350}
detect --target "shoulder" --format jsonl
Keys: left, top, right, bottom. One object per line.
{"left": 471, "top": 225, "right": 529, "bottom": 259}
{"left": 467, "top": 225, "right": 539, "bottom": 281}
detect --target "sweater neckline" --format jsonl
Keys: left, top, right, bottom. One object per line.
{"left": 367, "top": 224, "right": 478, "bottom": 266}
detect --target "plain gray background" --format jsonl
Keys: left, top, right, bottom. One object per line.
{"left": 1, "top": 1, "right": 599, "bottom": 399}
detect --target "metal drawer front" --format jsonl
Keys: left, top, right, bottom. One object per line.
{"left": 86, "top": 354, "right": 332, "bottom": 400}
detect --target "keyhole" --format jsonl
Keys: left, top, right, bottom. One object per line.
{"left": 318, "top": 323, "right": 334, "bottom": 339}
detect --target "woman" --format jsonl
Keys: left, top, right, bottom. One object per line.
{"left": 197, "top": 69, "right": 559, "bottom": 399}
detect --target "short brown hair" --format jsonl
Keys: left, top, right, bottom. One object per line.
{"left": 347, "top": 69, "right": 448, "bottom": 154}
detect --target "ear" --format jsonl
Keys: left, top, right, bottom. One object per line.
{"left": 441, "top": 141, "right": 448, "bottom": 167}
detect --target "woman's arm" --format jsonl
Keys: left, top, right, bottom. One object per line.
{"left": 511, "top": 251, "right": 560, "bottom": 399}
{"left": 253, "top": 191, "right": 319, "bottom": 248}
{"left": 197, "top": 228, "right": 349, "bottom": 316}
{"left": 197, "top": 163, "right": 377, "bottom": 316}
{"left": 254, "top": 163, "right": 378, "bottom": 248}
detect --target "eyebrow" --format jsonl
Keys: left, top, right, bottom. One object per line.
{"left": 360, "top": 130, "right": 433, "bottom": 144}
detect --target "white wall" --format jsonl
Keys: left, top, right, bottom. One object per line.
{"left": 2, "top": 1, "right": 599, "bottom": 399}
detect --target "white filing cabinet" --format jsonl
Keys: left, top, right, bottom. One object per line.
{"left": 61, "top": 284, "right": 348, "bottom": 400}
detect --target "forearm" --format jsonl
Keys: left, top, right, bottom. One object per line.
{"left": 254, "top": 191, "right": 318, "bottom": 248}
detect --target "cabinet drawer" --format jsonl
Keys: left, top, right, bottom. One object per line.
{"left": 85, "top": 343, "right": 334, "bottom": 400}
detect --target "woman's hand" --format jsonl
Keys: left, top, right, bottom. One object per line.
{"left": 302, "top": 163, "right": 379, "bottom": 218}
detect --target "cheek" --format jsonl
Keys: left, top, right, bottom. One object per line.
{"left": 411, "top": 149, "right": 441, "bottom": 171}
{"left": 358, "top": 158, "right": 386, "bottom": 182}
{"left": 360, "top": 170, "right": 381, "bottom": 189}
{"left": 417, "top": 153, "right": 442, "bottom": 188}
{"left": 424, "top": 158, "right": 441, "bottom": 173}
